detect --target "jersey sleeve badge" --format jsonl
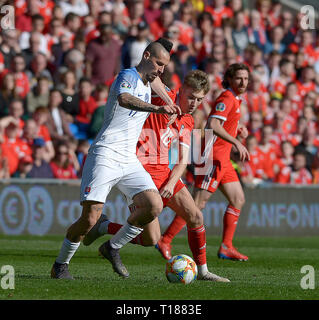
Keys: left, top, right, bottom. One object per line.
{"left": 120, "top": 80, "right": 132, "bottom": 89}
{"left": 215, "top": 102, "right": 226, "bottom": 112}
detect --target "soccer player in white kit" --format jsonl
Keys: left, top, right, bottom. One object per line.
{"left": 51, "top": 39, "right": 180, "bottom": 279}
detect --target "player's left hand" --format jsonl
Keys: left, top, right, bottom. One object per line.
{"left": 160, "top": 183, "right": 175, "bottom": 199}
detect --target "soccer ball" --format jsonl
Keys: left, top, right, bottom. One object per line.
{"left": 165, "top": 254, "right": 198, "bottom": 284}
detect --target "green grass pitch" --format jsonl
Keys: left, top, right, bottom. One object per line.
{"left": 0, "top": 235, "right": 318, "bottom": 300}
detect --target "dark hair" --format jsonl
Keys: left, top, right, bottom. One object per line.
{"left": 222, "top": 63, "right": 250, "bottom": 89}
{"left": 79, "top": 77, "right": 91, "bottom": 85}
{"left": 279, "top": 58, "right": 292, "bottom": 68}
{"left": 154, "top": 38, "right": 173, "bottom": 53}
{"left": 32, "top": 14, "right": 44, "bottom": 22}
{"left": 65, "top": 12, "right": 79, "bottom": 23}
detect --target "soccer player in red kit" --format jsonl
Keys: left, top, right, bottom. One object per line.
{"left": 83, "top": 70, "right": 230, "bottom": 282}
{"left": 157, "top": 63, "right": 251, "bottom": 262}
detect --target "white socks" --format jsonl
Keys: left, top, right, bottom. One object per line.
{"left": 55, "top": 238, "right": 80, "bottom": 265}
{"left": 198, "top": 264, "right": 208, "bottom": 276}
{"left": 109, "top": 223, "right": 143, "bottom": 249}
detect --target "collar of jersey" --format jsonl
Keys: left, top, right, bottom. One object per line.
{"left": 133, "top": 67, "right": 143, "bottom": 82}
{"left": 227, "top": 87, "right": 241, "bottom": 100}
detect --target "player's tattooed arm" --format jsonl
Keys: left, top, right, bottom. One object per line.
{"left": 118, "top": 93, "right": 181, "bottom": 115}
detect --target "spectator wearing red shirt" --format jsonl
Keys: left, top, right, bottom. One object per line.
{"left": 15, "top": 0, "right": 40, "bottom": 33}
{"left": 288, "top": 116, "right": 308, "bottom": 147}
{"left": 258, "top": 125, "right": 280, "bottom": 180}
{"left": 0, "top": 143, "right": 10, "bottom": 179}
{"left": 174, "top": 3, "right": 194, "bottom": 46}
{"left": 1, "top": 120, "right": 30, "bottom": 175}
{"left": 289, "top": 30, "right": 319, "bottom": 66}
{"left": 144, "top": 0, "right": 162, "bottom": 25}
{"left": 273, "top": 140, "right": 294, "bottom": 178}
{"left": 76, "top": 78, "right": 97, "bottom": 126}
{"left": 205, "top": 0, "right": 233, "bottom": 27}
{"left": 50, "top": 142, "right": 78, "bottom": 179}
{"left": 32, "top": 106, "right": 55, "bottom": 161}
{"left": 279, "top": 99, "right": 297, "bottom": 135}
{"left": 149, "top": 6, "right": 174, "bottom": 40}
{"left": 284, "top": 82, "right": 302, "bottom": 121}
{"left": 127, "top": 0, "right": 145, "bottom": 28}
{"left": 270, "top": 58, "right": 295, "bottom": 97}
{"left": 249, "top": 111, "right": 263, "bottom": 142}
{"left": 246, "top": 73, "right": 268, "bottom": 116}
{"left": 240, "top": 135, "right": 265, "bottom": 184}
{"left": 276, "top": 151, "right": 312, "bottom": 185}
{"left": 296, "top": 66, "right": 316, "bottom": 98}
{"left": 1, "top": 54, "right": 30, "bottom": 99}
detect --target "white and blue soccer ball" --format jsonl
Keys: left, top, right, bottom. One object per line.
{"left": 165, "top": 254, "right": 198, "bottom": 284}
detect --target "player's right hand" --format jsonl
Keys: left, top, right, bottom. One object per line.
{"left": 234, "top": 141, "right": 250, "bottom": 161}
{"left": 158, "top": 104, "right": 182, "bottom": 115}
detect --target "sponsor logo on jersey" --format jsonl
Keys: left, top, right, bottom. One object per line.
{"left": 215, "top": 102, "right": 226, "bottom": 112}
{"left": 120, "top": 80, "right": 132, "bottom": 89}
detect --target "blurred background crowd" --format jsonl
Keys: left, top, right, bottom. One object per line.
{"left": 0, "top": 0, "right": 318, "bottom": 186}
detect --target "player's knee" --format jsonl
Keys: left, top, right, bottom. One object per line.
{"left": 231, "top": 195, "right": 245, "bottom": 210}
{"left": 187, "top": 209, "right": 203, "bottom": 227}
{"left": 80, "top": 214, "right": 99, "bottom": 232}
{"left": 148, "top": 197, "right": 163, "bottom": 218}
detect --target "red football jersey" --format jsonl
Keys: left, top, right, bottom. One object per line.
{"left": 207, "top": 89, "right": 242, "bottom": 160}
{"left": 137, "top": 88, "right": 194, "bottom": 171}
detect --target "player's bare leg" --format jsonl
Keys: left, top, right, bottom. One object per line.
{"left": 98, "top": 190, "right": 163, "bottom": 277}
{"left": 167, "top": 187, "right": 230, "bottom": 282}
{"left": 217, "top": 181, "right": 248, "bottom": 261}
{"left": 51, "top": 201, "right": 104, "bottom": 279}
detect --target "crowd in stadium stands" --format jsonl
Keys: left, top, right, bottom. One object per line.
{"left": 0, "top": 0, "right": 318, "bottom": 186}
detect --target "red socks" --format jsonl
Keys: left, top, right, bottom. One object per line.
{"left": 187, "top": 225, "right": 207, "bottom": 266}
{"left": 222, "top": 205, "right": 241, "bottom": 248}
{"left": 162, "top": 215, "right": 186, "bottom": 244}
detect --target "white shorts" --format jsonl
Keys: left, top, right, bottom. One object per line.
{"left": 80, "top": 152, "right": 157, "bottom": 204}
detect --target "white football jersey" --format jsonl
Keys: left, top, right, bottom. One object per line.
{"left": 89, "top": 67, "right": 151, "bottom": 163}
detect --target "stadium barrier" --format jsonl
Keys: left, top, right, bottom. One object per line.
{"left": 0, "top": 179, "right": 318, "bottom": 236}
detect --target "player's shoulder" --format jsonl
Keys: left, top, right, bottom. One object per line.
{"left": 117, "top": 68, "right": 140, "bottom": 88}
{"left": 217, "top": 89, "right": 235, "bottom": 101}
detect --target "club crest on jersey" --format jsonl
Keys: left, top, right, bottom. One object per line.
{"left": 120, "top": 80, "right": 131, "bottom": 89}
{"left": 84, "top": 187, "right": 91, "bottom": 195}
{"left": 215, "top": 102, "right": 226, "bottom": 112}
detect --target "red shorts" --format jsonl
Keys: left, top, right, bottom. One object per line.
{"left": 146, "top": 165, "right": 185, "bottom": 207}
{"left": 194, "top": 159, "right": 239, "bottom": 193}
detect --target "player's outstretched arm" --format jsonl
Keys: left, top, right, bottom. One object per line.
{"left": 208, "top": 117, "right": 250, "bottom": 161}
{"left": 118, "top": 93, "right": 181, "bottom": 115}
